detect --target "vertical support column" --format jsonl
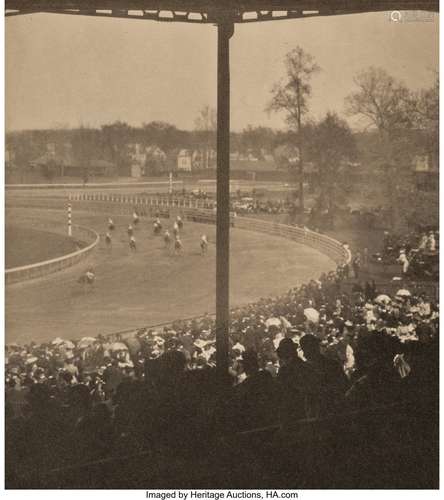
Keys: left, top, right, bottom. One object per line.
{"left": 215, "top": 21, "right": 234, "bottom": 376}
{"left": 68, "top": 203, "right": 72, "bottom": 237}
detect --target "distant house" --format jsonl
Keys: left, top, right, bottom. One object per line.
{"left": 87, "top": 159, "right": 117, "bottom": 177}
{"left": 131, "top": 164, "right": 143, "bottom": 178}
{"left": 413, "top": 154, "right": 438, "bottom": 192}
{"left": 5, "top": 149, "right": 15, "bottom": 169}
{"left": 146, "top": 146, "right": 167, "bottom": 162}
{"left": 177, "top": 149, "right": 192, "bottom": 172}
{"left": 29, "top": 151, "right": 72, "bottom": 177}
{"left": 30, "top": 150, "right": 117, "bottom": 178}
{"left": 127, "top": 144, "right": 167, "bottom": 176}
{"left": 190, "top": 148, "right": 216, "bottom": 169}
{"left": 127, "top": 143, "right": 147, "bottom": 166}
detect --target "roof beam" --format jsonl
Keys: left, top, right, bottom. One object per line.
{"left": 5, "top": 1, "right": 440, "bottom": 24}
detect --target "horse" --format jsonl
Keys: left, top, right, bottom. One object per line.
{"left": 164, "top": 231, "right": 172, "bottom": 248}
{"left": 78, "top": 270, "right": 95, "bottom": 293}
{"left": 200, "top": 235, "right": 208, "bottom": 256}
{"left": 154, "top": 222, "right": 162, "bottom": 235}
{"left": 174, "top": 238, "right": 183, "bottom": 254}
{"left": 129, "top": 237, "right": 137, "bottom": 252}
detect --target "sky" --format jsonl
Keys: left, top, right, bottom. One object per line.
{"left": 5, "top": 10, "right": 439, "bottom": 132}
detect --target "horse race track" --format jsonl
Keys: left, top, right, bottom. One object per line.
{"left": 6, "top": 207, "right": 335, "bottom": 344}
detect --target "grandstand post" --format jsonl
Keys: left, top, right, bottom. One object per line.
{"left": 67, "top": 203, "right": 72, "bottom": 237}
{"left": 215, "top": 20, "right": 234, "bottom": 376}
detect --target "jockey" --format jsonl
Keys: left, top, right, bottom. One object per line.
{"left": 177, "top": 215, "right": 183, "bottom": 229}
{"left": 127, "top": 224, "right": 134, "bottom": 237}
{"left": 155, "top": 217, "right": 162, "bottom": 227}
{"left": 108, "top": 218, "right": 115, "bottom": 231}
{"left": 200, "top": 234, "right": 208, "bottom": 255}
{"left": 85, "top": 268, "right": 95, "bottom": 284}
{"left": 164, "top": 230, "right": 171, "bottom": 246}
{"left": 133, "top": 211, "right": 139, "bottom": 225}
{"left": 105, "top": 232, "right": 112, "bottom": 245}
{"left": 173, "top": 221, "right": 179, "bottom": 236}
{"left": 174, "top": 236, "right": 183, "bottom": 252}
{"left": 129, "top": 235, "right": 137, "bottom": 251}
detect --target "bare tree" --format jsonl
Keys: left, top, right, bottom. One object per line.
{"left": 345, "top": 67, "right": 431, "bottom": 230}
{"left": 345, "top": 67, "right": 412, "bottom": 141}
{"left": 267, "top": 47, "right": 320, "bottom": 213}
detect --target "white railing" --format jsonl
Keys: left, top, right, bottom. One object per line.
{"left": 5, "top": 180, "right": 184, "bottom": 190}
{"left": 5, "top": 224, "right": 100, "bottom": 285}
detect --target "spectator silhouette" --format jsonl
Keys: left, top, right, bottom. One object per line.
{"left": 299, "top": 334, "right": 349, "bottom": 415}
{"left": 345, "top": 333, "right": 404, "bottom": 410}
{"left": 230, "top": 350, "right": 277, "bottom": 431}
{"left": 276, "top": 338, "right": 318, "bottom": 425}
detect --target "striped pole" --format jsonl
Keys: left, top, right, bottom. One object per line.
{"left": 68, "top": 203, "right": 72, "bottom": 236}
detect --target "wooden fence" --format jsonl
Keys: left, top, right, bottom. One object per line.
{"left": 5, "top": 223, "right": 99, "bottom": 285}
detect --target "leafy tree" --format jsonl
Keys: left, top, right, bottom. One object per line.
{"left": 304, "top": 112, "right": 356, "bottom": 212}
{"left": 101, "top": 121, "right": 134, "bottom": 163}
{"left": 142, "top": 121, "right": 184, "bottom": 153}
{"left": 239, "top": 125, "right": 276, "bottom": 158}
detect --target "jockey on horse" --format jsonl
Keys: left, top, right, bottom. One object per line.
{"left": 78, "top": 268, "right": 95, "bottom": 292}
{"left": 129, "top": 235, "right": 137, "bottom": 251}
{"left": 108, "top": 217, "right": 115, "bottom": 231}
{"left": 173, "top": 221, "right": 180, "bottom": 238}
{"left": 133, "top": 210, "right": 140, "bottom": 226}
{"left": 164, "top": 230, "right": 171, "bottom": 248}
{"left": 200, "top": 234, "right": 208, "bottom": 256}
{"left": 174, "top": 236, "right": 183, "bottom": 254}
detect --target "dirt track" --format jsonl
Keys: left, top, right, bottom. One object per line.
{"left": 5, "top": 207, "right": 335, "bottom": 344}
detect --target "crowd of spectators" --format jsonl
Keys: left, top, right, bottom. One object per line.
{"left": 5, "top": 261, "right": 439, "bottom": 480}
{"left": 148, "top": 192, "right": 294, "bottom": 216}
{"left": 369, "top": 229, "right": 439, "bottom": 280}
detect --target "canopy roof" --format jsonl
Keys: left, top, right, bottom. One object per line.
{"left": 6, "top": 0, "right": 439, "bottom": 23}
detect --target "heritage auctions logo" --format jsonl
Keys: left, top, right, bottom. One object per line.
{"left": 388, "top": 10, "right": 435, "bottom": 22}
{"left": 146, "top": 492, "right": 299, "bottom": 500}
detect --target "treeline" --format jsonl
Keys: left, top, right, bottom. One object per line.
{"left": 6, "top": 121, "right": 299, "bottom": 167}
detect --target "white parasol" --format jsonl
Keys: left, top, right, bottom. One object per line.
{"left": 109, "top": 342, "right": 129, "bottom": 351}
{"left": 78, "top": 337, "right": 96, "bottom": 348}
{"left": 265, "top": 317, "right": 281, "bottom": 328}
{"left": 375, "top": 294, "right": 391, "bottom": 305}
{"left": 304, "top": 307, "right": 320, "bottom": 323}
